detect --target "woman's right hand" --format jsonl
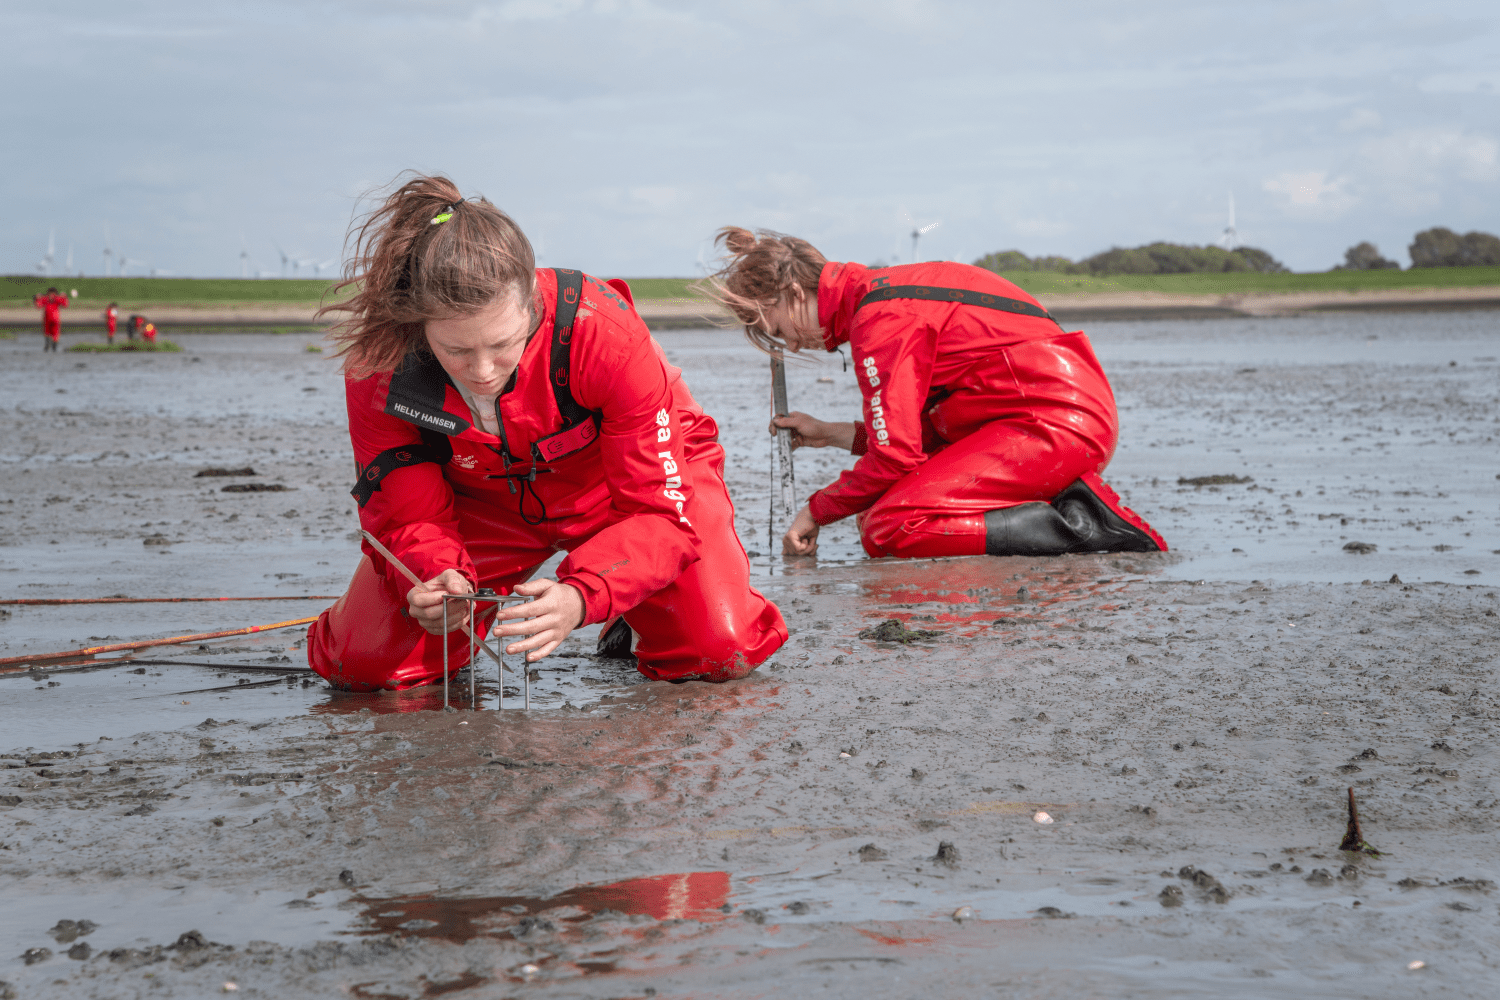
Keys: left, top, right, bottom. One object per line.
{"left": 769, "top": 412, "right": 856, "bottom": 452}
{"left": 406, "top": 568, "right": 474, "bottom": 635}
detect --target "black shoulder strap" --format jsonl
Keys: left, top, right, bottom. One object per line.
{"left": 349, "top": 429, "right": 453, "bottom": 508}
{"left": 549, "top": 268, "right": 593, "bottom": 428}
{"left": 528, "top": 268, "right": 603, "bottom": 463}
{"left": 857, "top": 284, "right": 1063, "bottom": 329}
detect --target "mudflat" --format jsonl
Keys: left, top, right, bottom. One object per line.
{"left": 2, "top": 313, "right": 1498, "bottom": 998}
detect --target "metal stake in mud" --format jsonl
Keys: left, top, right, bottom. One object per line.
{"left": 770, "top": 355, "right": 796, "bottom": 546}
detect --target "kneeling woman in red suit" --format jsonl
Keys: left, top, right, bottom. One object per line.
{"left": 706, "top": 228, "right": 1167, "bottom": 560}
{"left": 306, "top": 177, "right": 785, "bottom": 691}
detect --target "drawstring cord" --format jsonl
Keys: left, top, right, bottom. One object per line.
{"left": 489, "top": 448, "right": 552, "bottom": 526}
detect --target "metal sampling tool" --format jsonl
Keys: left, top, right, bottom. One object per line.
{"left": 439, "top": 589, "right": 532, "bottom": 711}
{"left": 770, "top": 354, "right": 796, "bottom": 545}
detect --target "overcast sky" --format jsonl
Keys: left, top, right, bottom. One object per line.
{"left": 4, "top": 1, "right": 1497, "bottom": 278}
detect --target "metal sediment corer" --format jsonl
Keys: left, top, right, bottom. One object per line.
{"left": 771, "top": 355, "right": 796, "bottom": 533}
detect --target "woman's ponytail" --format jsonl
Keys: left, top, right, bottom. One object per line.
{"left": 696, "top": 227, "right": 827, "bottom": 355}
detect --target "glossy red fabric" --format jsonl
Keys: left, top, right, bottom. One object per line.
{"left": 809, "top": 261, "right": 1120, "bottom": 558}
{"left": 307, "top": 270, "right": 785, "bottom": 689}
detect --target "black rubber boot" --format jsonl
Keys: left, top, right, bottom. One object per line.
{"left": 1050, "top": 478, "right": 1164, "bottom": 553}
{"left": 595, "top": 616, "right": 635, "bottom": 659}
{"left": 983, "top": 503, "right": 1081, "bottom": 556}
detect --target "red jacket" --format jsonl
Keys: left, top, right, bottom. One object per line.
{"left": 345, "top": 269, "right": 706, "bottom": 626}
{"left": 105, "top": 306, "right": 118, "bottom": 333}
{"left": 808, "top": 261, "right": 1117, "bottom": 526}
{"left": 34, "top": 293, "right": 67, "bottom": 326}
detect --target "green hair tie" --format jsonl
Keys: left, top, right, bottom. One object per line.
{"left": 429, "top": 211, "right": 454, "bottom": 226}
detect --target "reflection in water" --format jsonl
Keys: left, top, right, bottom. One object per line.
{"left": 855, "top": 552, "right": 1170, "bottom": 623}
{"left": 354, "top": 871, "right": 730, "bottom": 943}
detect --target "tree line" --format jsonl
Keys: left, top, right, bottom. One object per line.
{"left": 974, "top": 227, "right": 1500, "bottom": 276}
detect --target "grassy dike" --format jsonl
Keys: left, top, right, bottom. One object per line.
{"left": 996, "top": 264, "right": 1500, "bottom": 297}
{"left": 4, "top": 267, "right": 1498, "bottom": 317}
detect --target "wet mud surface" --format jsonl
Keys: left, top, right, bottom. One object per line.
{"left": 3, "top": 315, "right": 1499, "bottom": 997}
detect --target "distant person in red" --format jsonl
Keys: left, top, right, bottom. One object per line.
{"left": 34, "top": 286, "right": 67, "bottom": 352}
{"left": 305, "top": 174, "right": 786, "bottom": 692}
{"left": 104, "top": 302, "right": 119, "bottom": 344}
{"left": 705, "top": 229, "right": 1167, "bottom": 560}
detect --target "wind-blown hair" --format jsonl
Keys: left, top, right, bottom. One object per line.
{"left": 696, "top": 227, "right": 827, "bottom": 355}
{"left": 321, "top": 173, "right": 536, "bottom": 376}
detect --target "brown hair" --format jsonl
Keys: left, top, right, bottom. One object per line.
{"left": 321, "top": 173, "right": 537, "bottom": 376}
{"left": 696, "top": 227, "right": 827, "bottom": 354}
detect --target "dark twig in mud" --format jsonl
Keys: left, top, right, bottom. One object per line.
{"left": 221, "top": 483, "right": 289, "bottom": 493}
{"left": 195, "top": 467, "right": 258, "bottom": 477}
{"left": 1340, "top": 787, "right": 1381, "bottom": 855}
{"left": 858, "top": 619, "right": 943, "bottom": 644}
{"left": 1178, "top": 474, "right": 1254, "bottom": 487}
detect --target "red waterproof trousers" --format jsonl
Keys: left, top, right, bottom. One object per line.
{"left": 811, "top": 261, "right": 1119, "bottom": 559}
{"left": 856, "top": 409, "right": 1112, "bottom": 559}
{"left": 307, "top": 433, "right": 782, "bottom": 691}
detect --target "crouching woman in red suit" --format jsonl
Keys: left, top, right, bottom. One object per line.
{"left": 308, "top": 177, "right": 786, "bottom": 691}
{"left": 705, "top": 228, "right": 1167, "bottom": 560}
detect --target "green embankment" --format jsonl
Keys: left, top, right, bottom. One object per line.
{"left": 0, "top": 275, "right": 702, "bottom": 309}
{"left": 992, "top": 266, "right": 1500, "bottom": 297}
{"left": 4, "top": 268, "right": 1497, "bottom": 312}
{"left": 1, "top": 276, "right": 341, "bottom": 309}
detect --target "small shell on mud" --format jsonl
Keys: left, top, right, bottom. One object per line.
{"left": 953, "top": 905, "right": 977, "bottom": 921}
{"left": 1407, "top": 960, "right": 1426, "bottom": 971}
{"left": 839, "top": 752, "right": 852, "bottom": 758}
{"left": 520, "top": 963, "right": 541, "bottom": 977}
{"left": 1033, "top": 811, "right": 1054, "bottom": 824}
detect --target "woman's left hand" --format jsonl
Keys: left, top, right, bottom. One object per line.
{"left": 782, "top": 505, "right": 820, "bottom": 556}
{"left": 492, "top": 578, "right": 586, "bottom": 661}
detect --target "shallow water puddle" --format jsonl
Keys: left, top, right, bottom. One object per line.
{"left": 353, "top": 871, "right": 731, "bottom": 942}
{"left": 0, "top": 879, "right": 358, "bottom": 958}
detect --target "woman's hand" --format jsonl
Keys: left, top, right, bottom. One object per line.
{"left": 406, "top": 568, "right": 474, "bottom": 635}
{"left": 491, "top": 578, "right": 586, "bottom": 662}
{"left": 769, "top": 412, "right": 856, "bottom": 452}
{"left": 782, "top": 505, "right": 821, "bottom": 556}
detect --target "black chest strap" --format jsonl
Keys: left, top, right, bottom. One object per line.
{"left": 350, "top": 429, "right": 453, "bottom": 508}
{"left": 857, "top": 283, "right": 1063, "bottom": 330}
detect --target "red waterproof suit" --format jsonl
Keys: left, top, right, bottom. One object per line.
{"left": 34, "top": 292, "right": 67, "bottom": 340}
{"left": 307, "top": 269, "right": 786, "bottom": 691}
{"left": 105, "top": 306, "right": 118, "bottom": 342}
{"left": 809, "top": 261, "right": 1119, "bottom": 559}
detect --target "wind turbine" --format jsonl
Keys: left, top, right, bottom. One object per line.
{"left": 274, "top": 243, "right": 291, "bottom": 277}
{"left": 312, "top": 256, "right": 339, "bottom": 277}
{"left": 102, "top": 223, "right": 113, "bottom": 276}
{"left": 118, "top": 256, "right": 148, "bottom": 276}
{"left": 36, "top": 229, "right": 55, "bottom": 275}
{"left": 1220, "top": 193, "right": 1239, "bottom": 250}
{"left": 903, "top": 211, "right": 941, "bottom": 263}
{"left": 65, "top": 245, "right": 75, "bottom": 276}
